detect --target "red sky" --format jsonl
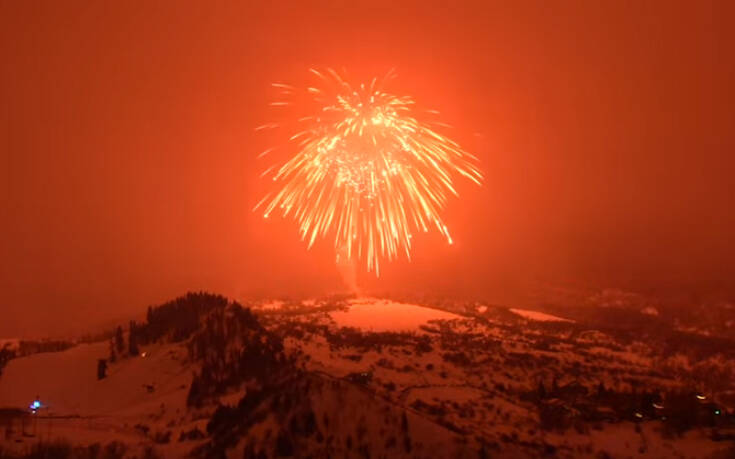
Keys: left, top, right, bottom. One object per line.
{"left": 1, "top": 1, "right": 734, "bottom": 337}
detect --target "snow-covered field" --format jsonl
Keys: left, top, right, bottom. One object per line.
{"left": 267, "top": 298, "right": 735, "bottom": 458}
{"left": 0, "top": 342, "right": 197, "bottom": 457}
{"left": 329, "top": 297, "right": 461, "bottom": 331}
{"left": 0, "top": 342, "right": 190, "bottom": 417}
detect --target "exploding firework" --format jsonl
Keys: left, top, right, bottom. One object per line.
{"left": 255, "top": 68, "right": 482, "bottom": 275}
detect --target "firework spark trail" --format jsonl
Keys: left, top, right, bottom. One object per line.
{"left": 255, "top": 68, "right": 482, "bottom": 275}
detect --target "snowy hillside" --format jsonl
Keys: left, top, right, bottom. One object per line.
{"left": 0, "top": 293, "right": 734, "bottom": 458}
{"left": 0, "top": 342, "right": 190, "bottom": 416}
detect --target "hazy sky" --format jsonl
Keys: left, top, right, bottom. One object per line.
{"left": 2, "top": 1, "right": 733, "bottom": 337}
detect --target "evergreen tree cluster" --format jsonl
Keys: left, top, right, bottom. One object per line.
{"left": 194, "top": 374, "right": 325, "bottom": 458}
{"left": 15, "top": 340, "right": 73, "bottom": 357}
{"left": 106, "top": 291, "right": 231, "bottom": 365}
{"left": 0, "top": 346, "right": 16, "bottom": 377}
{"left": 107, "top": 321, "right": 140, "bottom": 363}
{"left": 186, "top": 304, "right": 288, "bottom": 407}
{"left": 141, "top": 292, "right": 230, "bottom": 344}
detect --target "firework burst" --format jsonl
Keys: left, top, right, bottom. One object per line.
{"left": 255, "top": 68, "right": 482, "bottom": 275}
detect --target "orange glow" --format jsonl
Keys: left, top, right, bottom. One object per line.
{"left": 2, "top": 1, "right": 734, "bottom": 337}
{"left": 255, "top": 69, "right": 482, "bottom": 274}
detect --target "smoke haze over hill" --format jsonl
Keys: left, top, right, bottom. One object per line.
{"left": 1, "top": 1, "right": 734, "bottom": 337}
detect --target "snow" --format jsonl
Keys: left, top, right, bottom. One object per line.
{"left": 1, "top": 296, "right": 731, "bottom": 458}
{"left": 509, "top": 308, "right": 573, "bottom": 322}
{"left": 259, "top": 300, "right": 284, "bottom": 310}
{"left": 641, "top": 306, "right": 659, "bottom": 316}
{"left": 0, "top": 341, "right": 196, "bottom": 457}
{"left": 0, "top": 342, "right": 190, "bottom": 417}
{"left": 329, "top": 298, "right": 461, "bottom": 331}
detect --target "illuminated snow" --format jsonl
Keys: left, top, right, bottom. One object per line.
{"left": 329, "top": 298, "right": 461, "bottom": 332}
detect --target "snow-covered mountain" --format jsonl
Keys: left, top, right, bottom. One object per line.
{"left": 1, "top": 293, "right": 734, "bottom": 458}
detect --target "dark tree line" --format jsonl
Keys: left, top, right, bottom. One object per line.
{"left": 187, "top": 305, "right": 288, "bottom": 407}
{"left": 14, "top": 340, "right": 73, "bottom": 357}
{"left": 0, "top": 346, "right": 16, "bottom": 377}
{"left": 141, "top": 292, "right": 230, "bottom": 344}
{"left": 94, "top": 291, "right": 288, "bottom": 407}
{"left": 105, "top": 292, "right": 227, "bottom": 367}
{"left": 0, "top": 341, "right": 66, "bottom": 379}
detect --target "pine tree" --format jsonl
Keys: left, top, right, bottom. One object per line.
{"left": 128, "top": 321, "right": 139, "bottom": 356}
{"left": 109, "top": 339, "right": 117, "bottom": 363}
{"left": 275, "top": 431, "right": 294, "bottom": 457}
{"left": 479, "top": 441, "right": 490, "bottom": 459}
{"left": 115, "top": 326, "right": 125, "bottom": 355}
{"left": 97, "top": 359, "right": 108, "bottom": 380}
{"left": 115, "top": 325, "right": 125, "bottom": 355}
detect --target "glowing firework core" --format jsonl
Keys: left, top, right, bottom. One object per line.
{"left": 256, "top": 69, "right": 482, "bottom": 274}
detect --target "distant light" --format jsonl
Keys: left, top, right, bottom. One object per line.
{"left": 696, "top": 394, "right": 706, "bottom": 400}
{"left": 653, "top": 403, "right": 664, "bottom": 409}
{"left": 715, "top": 410, "right": 721, "bottom": 415}
{"left": 634, "top": 412, "right": 643, "bottom": 418}
{"left": 141, "top": 352, "right": 147, "bottom": 358}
